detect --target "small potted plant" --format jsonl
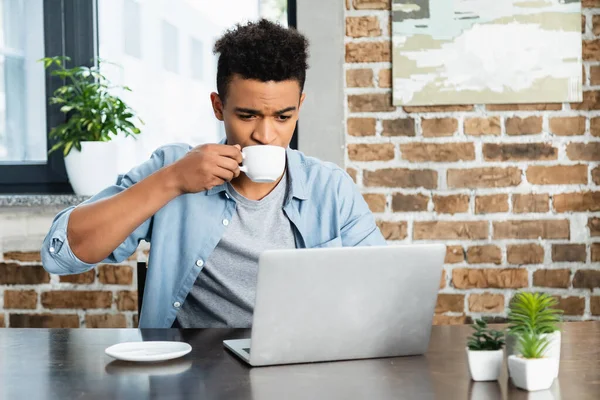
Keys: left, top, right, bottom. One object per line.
{"left": 508, "top": 331, "right": 556, "bottom": 391}
{"left": 506, "top": 292, "right": 562, "bottom": 378}
{"left": 466, "top": 319, "right": 505, "bottom": 381}
{"left": 41, "top": 56, "right": 143, "bottom": 196}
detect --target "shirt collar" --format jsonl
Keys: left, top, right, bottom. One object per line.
{"left": 204, "top": 138, "right": 308, "bottom": 201}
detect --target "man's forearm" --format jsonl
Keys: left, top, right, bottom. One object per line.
{"left": 67, "top": 165, "right": 182, "bottom": 264}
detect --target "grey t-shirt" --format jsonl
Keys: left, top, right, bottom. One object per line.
{"left": 175, "top": 173, "right": 296, "bottom": 328}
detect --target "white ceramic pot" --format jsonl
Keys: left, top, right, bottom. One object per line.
{"left": 466, "top": 348, "right": 503, "bottom": 381}
{"left": 506, "top": 331, "right": 561, "bottom": 378}
{"left": 64, "top": 141, "right": 119, "bottom": 196}
{"left": 508, "top": 355, "right": 556, "bottom": 392}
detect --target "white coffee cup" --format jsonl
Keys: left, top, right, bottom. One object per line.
{"left": 239, "top": 145, "right": 286, "bottom": 183}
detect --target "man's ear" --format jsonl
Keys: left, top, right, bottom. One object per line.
{"left": 299, "top": 92, "right": 306, "bottom": 110}
{"left": 210, "top": 92, "right": 224, "bottom": 121}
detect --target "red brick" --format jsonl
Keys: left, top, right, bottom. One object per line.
{"left": 98, "top": 265, "right": 133, "bottom": 285}
{"left": 592, "top": 166, "right": 600, "bottom": 185}
{"left": 594, "top": 15, "right": 600, "bottom": 36}
{"left": 475, "top": 195, "right": 509, "bottom": 214}
{"left": 391, "top": 193, "right": 429, "bottom": 212}
{"left": 448, "top": 167, "right": 522, "bottom": 188}
{"left": 592, "top": 297, "right": 600, "bottom": 316}
{"left": 347, "top": 118, "right": 376, "bottom": 136}
{"left": 378, "top": 69, "right": 391, "bottom": 88}
{"left": 376, "top": 221, "right": 408, "bottom": 240}
{"left": 346, "top": 68, "right": 374, "bottom": 87}
{"left": 468, "top": 294, "right": 505, "bottom": 313}
{"left": 483, "top": 143, "right": 557, "bottom": 161}
{"left": 584, "top": 40, "right": 600, "bottom": 61}
{"left": 507, "top": 244, "right": 545, "bottom": 265}
{"left": 464, "top": 117, "right": 501, "bottom": 136}
{"left": 512, "top": 193, "right": 550, "bottom": 213}
{"left": 591, "top": 118, "right": 600, "bottom": 137}
{"left": 494, "top": 220, "right": 570, "bottom": 239}
{"left": 348, "top": 93, "right": 395, "bottom": 112}
{"left": 466, "top": 245, "right": 502, "bottom": 265}
{"left": 566, "top": 143, "right": 600, "bottom": 161}
{"left": 590, "top": 218, "right": 600, "bottom": 236}
{"left": 59, "top": 270, "right": 96, "bottom": 284}
{"left": 363, "top": 193, "right": 386, "bottom": 213}
{"left": 0, "top": 264, "right": 50, "bottom": 285}
{"left": 0, "top": 314, "right": 4, "bottom": 327}
{"left": 346, "top": 16, "right": 381, "bottom": 38}
{"left": 85, "top": 314, "right": 127, "bottom": 328}
{"left": 554, "top": 296, "right": 585, "bottom": 315}
{"left": 10, "top": 314, "right": 79, "bottom": 328}
{"left": 439, "top": 271, "right": 446, "bottom": 289}
{"left": 527, "top": 165, "right": 588, "bottom": 185}
{"left": 346, "top": 42, "right": 391, "bottom": 63}
{"left": 435, "top": 294, "right": 464, "bottom": 313}
{"left": 400, "top": 143, "right": 475, "bottom": 162}
{"left": 133, "top": 314, "right": 139, "bottom": 328}
{"left": 421, "top": 118, "right": 457, "bottom": 137}
{"left": 347, "top": 168, "right": 357, "bottom": 183}
{"left": 364, "top": 168, "right": 437, "bottom": 189}
{"left": 348, "top": 143, "right": 395, "bottom": 161}
{"left": 3, "top": 251, "right": 41, "bottom": 262}
{"left": 4, "top": 290, "right": 37, "bottom": 309}
{"left": 554, "top": 192, "right": 600, "bottom": 212}
{"left": 414, "top": 221, "right": 488, "bottom": 240}
{"left": 382, "top": 118, "right": 415, "bottom": 136}
{"left": 570, "top": 91, "right": 600, "bottom": 111}
{"left": 533, "top": 269, "right": 571, "bottom": 288}
{"left": 117, "top": 291, "right": 138, "bottom": 311}
{"left": 592, "top": 243, "right": 600, "bottom": 262}
{"left": 445, "top": 246, "right": 464, "bottom": 264}
{"left": 41, "top": 291, "right": 112, "bottom": 309}
{"left": 505, "top": 116, "right": 543, "bottom": 136}
{"left": 433, "top": 194, "right": 469, "bottom": 214}
{"left": 452, "top": 268, "right": 528, "bottom": 289}
{"left": 549, "top": 117, "right": 586, "bottom": 136}
{"left": 572, "top": 270, "right": 600, "bottom": 289}
{"left": 552, "top": 244, "right": 586, "bottom": 262}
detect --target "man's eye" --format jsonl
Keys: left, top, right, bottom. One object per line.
{"left": 277, "top": 115, "right": 292, "bottom": 121}
{"left": 239, "top": 114, "right": 255, "bottom": 120}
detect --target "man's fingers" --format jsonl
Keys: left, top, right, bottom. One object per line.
{"left": 217, "top": 144, "right": 243, "bottom": 163}
{"left": 213, "top": 166, "right": 235, "bottom": 182}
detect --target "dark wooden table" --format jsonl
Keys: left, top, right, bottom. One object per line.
{"left": 1, "top": 322, "right": 598, "bottom": 399}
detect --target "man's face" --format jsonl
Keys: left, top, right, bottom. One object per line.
{"left": 210, "top": 75, "right": 305, "bottom": 148}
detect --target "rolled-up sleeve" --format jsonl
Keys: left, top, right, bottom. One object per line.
{"left": 41, "top": 144, "right": 183, "bottom": 275}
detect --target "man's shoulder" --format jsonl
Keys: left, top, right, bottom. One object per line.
{"left": 288, "top": 149, "right": 352, "bottom": 191}
{"left": 151, "top": 143, "right": 193, "bottom": 164}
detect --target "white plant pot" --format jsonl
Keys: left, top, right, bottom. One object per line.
{"left": 506, "top": 331, "right": 561, "bottom": 378}
{"left": 466, "top": 348, "right": 503, "bottom": 381}
{"left": 64, "top": 141, "right": 119, "bottom": 196}
{"left": 508, "top": 355, "right": 556, "bottom": 392}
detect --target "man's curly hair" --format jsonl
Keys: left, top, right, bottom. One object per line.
{"left": 213, "top": 19, "right": 309, "bottom": 102}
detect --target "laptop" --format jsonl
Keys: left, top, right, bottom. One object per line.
{"left": 223, "top": 244, "right": 445, "bottom": 367}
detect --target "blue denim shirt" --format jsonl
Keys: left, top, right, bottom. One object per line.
{"left": 41, "top": 143, "right": 386, "bottom": 328}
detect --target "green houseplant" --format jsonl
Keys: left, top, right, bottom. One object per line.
{"left": 508, "top": 332, "right": 556, "bottom": 391}
{"left": 506, "top": 292, "right": 562, "bottom": 379}
{"left": 41, "top": 56, "right": 143, "bottom": 195}
{"left": 466, "top": 319, "right": 505, "bottom": 381}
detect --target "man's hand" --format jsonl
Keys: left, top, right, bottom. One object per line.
{"left": 169, "top": 144, "right": 243, "bottom": 195}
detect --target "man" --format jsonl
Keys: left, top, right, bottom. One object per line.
{"left": 42, "top": 19, "right": 385, "bottom": 328}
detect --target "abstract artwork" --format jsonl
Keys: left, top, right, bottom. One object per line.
{"left": 392, "top": 0, "right": 582, "bottom": 106}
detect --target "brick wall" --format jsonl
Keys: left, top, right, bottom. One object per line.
{"left": 0, "top": 209, "right": 143, "bottom": 328}
{"left": 346, "top": 0, "right": 600, "bottom": 324}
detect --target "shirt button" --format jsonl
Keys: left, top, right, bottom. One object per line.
{"left": 225, "top": 193, "right": 230, "bottom": 199}
{"left": 223, "top": 219, "right": 229, "bottom": 226}
{"left": 196, "top": 259, "right": 204, "bottom": 267}
{"left": 174, "top": 302, "right": 181, "bottom": 308}
{"left": 49, "top": 247, "right": 55, "bottom": 254}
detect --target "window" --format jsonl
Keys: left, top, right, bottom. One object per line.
{"left": 1, "top": 0, "right": 296, "bottom": 193}
{"left": 0, "top": 0, "right": 47, "bottom": 164}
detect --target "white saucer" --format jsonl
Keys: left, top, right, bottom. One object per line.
{"left": 105, "top": 341, "right": 192, "bottom": 362}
